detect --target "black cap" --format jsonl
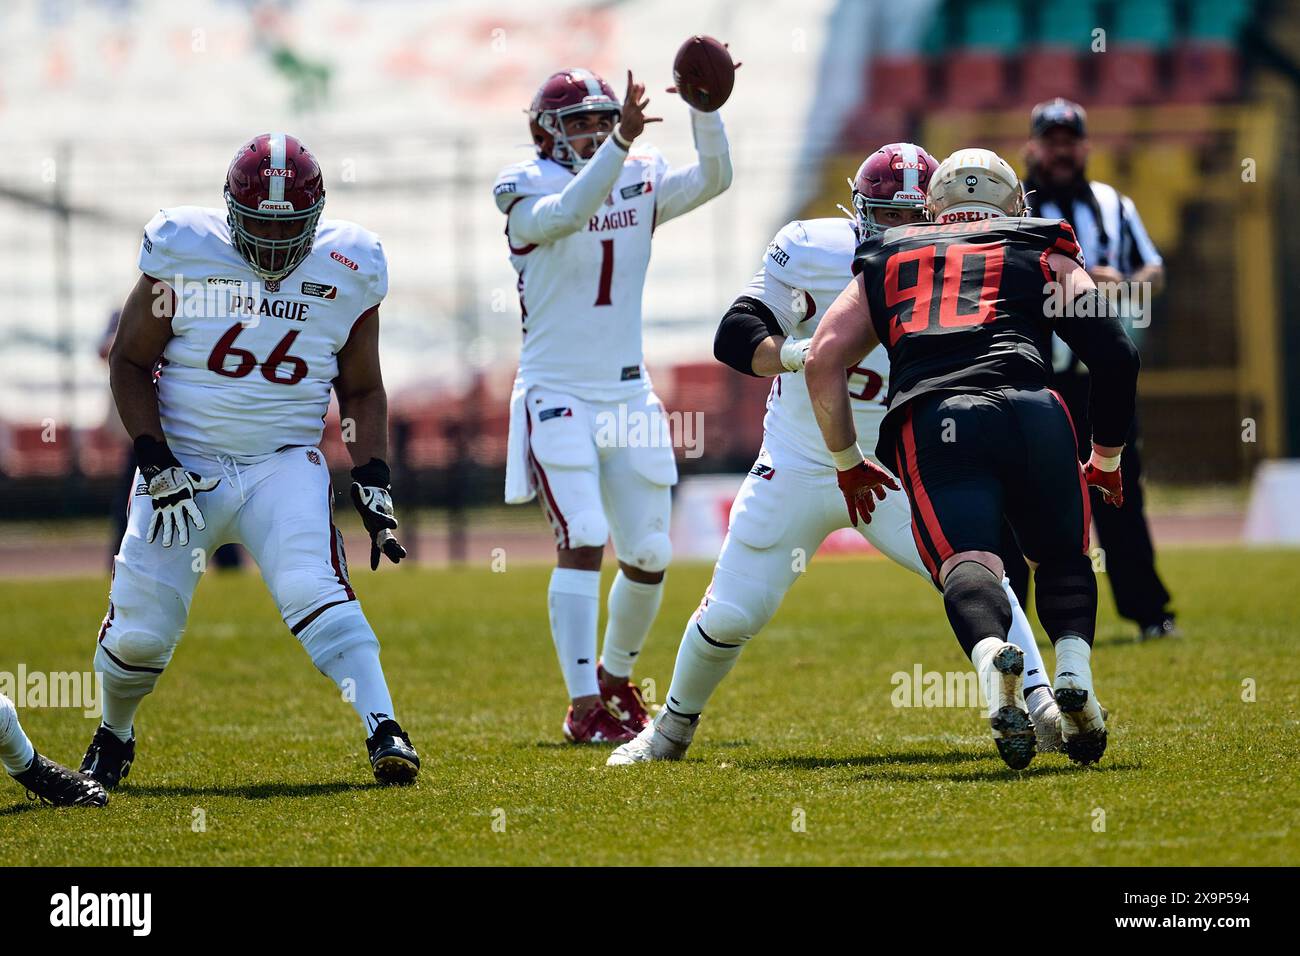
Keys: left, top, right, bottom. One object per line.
{"left": 1031, "top": 98, "right": 1087, "bottom": 138}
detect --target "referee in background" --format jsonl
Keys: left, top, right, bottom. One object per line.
{"left": 1000, "top": 97, "right": 1179, "bottom": 642}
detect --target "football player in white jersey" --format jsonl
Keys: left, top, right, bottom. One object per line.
{"left": 610, "top": 143, "right": 1061, "bottom": 765}
{"left": 493, "top": 69, "right": 732, "bottom": 743}
{"left": 1, "top": 693, "right": 107, "bottom": 806}
{"left": 78, "top": 134, "right": 420, "bottom": 788}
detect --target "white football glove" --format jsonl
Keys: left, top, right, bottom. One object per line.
{"left": 779, "top": 336, "right": 812, "bottom": 372}
{"left": 144, "top": 466, "right": 220, "bottom": 548}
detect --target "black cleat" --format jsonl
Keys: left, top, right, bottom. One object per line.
{"left": 366, "top": 719, "right": 419, "bottom": 785}
{"left": 1139, "top": 617, "right": 1181, "bottom": 642}
{"left": 79, "top": 726, "right": 135, "bottom": 790}
{"left": 12, "top": 752, "right": 108, "bottom": 807}
{"left": 988, "top": 645, "right": 1036, "bottom": 771}
{"left": 1056, "top": 687, "right": 1108, "bottom": 765}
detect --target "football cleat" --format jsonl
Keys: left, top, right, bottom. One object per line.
{"left": 563, "top": 704, "right": 636, "bottom": 745}
{"left": 11, "top": 753, "right": 108, "bottom": 807}
{"left": 598, "top": 664, "right": 651, "bottom": 734}
{"left": 607, "top": 708, "right": 697, "bottom": 765}
{"left": 1026, "top": 685, "right": 1064, "bottom": 753}
{"left": 1055, "top": 673, "right": 1108, "bottom": 765}
{"left": 981, "top": 643, "right": 1036, "bottom": 770}
{"left": 1139, "top": 617, "right": 1181, "bottom": 642}
{"left": 366, "top": 719, "right": 420, "bottom": 785}
{"left": 79, "top": 726, "right": 135, "bottom": 790}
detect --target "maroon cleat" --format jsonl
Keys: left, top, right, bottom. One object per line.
{"left": 563, "top": 703, "right": 637, "bottom": 744}
{"left": 598, "top": 664, "right": 652, "bottom": 734}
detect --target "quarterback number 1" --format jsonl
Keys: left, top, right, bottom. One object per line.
{"left": 595, "top": 239, "right": 614, "bottom": 307}
{"left": 207, "top": 323, "right": 309, "bottom": 385}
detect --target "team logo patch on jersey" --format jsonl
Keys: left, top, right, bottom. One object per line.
{"left": 301, "top": 282, "right": 337, "bottom": 299}
{"left": 265, "top": 279, "right": 281, "bottom": 293}
{"left": 750, "top": 462, "right": 776, "bottom": 480}
{"left": 538, "top": 407, "right": 572, "bottom": 422}
{"left": 330, "top": 250, "right": 359, "bottom": 271}
{"left": 141, "top": 232, "right": 153, "bottom": 254}
{"left": 620, "top": 366, "right": 642, "bottom": 382}
{"left": 620, "top": 182, "right": 648, "bottom": 200}
{"left": 306, "top": 449, "right": 322, "bottom": 466}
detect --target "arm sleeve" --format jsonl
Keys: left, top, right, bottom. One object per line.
{"left": 714, "top": 296, "right": 783, "bottom": 376}
{"left": 654, "top": 109, "right": 733, "bottom": 226}
{"left": 1054, "top": 290, "right": 1141, "bottom": 446}
{"left": 737, "top": 261, "right": 811, "bottom": 335}
{"left": 504, "top": 137, "right": 629, "bottom": 245}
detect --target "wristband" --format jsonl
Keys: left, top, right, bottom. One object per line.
{"left": 351, "top": 457, "right": 392, "bottom": 488}
{"left": 610, "top": 129, "right": 632, "bottom": 151}
{"left": 830, "top": 443, "right": 865, "bottom": 472}
{"left": 133, "top": 434, "right": 180, "bottom": 476}
{"left": 1089, "top": 449, "right": 1123, "bottom": 473}
{"left": 779, "top": 337, "right": 809, "bottom": 372}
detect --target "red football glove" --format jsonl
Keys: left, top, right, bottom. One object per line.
{"left": 836, "top": 459, "right": 900, "bottom": 526}
{"left": 1083, "top": 460, "right": 1124, "bottom": 508}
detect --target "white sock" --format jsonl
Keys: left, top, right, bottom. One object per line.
{"left": 296, "top": 603, "right": 396, "bottom": 735}
{"left": 1002, "top": 577, "right": 1049, "bottom": 693}
{"left": 0, "top": 694, "right": 36, "bottom": 775}
{"left": 970, "top": 636, "right": 1010, "bottom": 716}
{"left": 548, "top": 568, "right": 601, "bottom": 700}
{"left": 1054, "top": 635, "right": 1093, "bottom": 686}
{"left": 94, "top": 644, "right": 154, "bottom": 742}
{"left": 663, "top": 618, "right": 743, "bottom": 716}
{"left": 599, "top": 571, "right": 664, "bottom": 679}
{"left": 316, "top": 642, "right": 397, "bottom": 735}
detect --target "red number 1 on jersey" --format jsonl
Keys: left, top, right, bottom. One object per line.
{"left": 594, "top": 239, "right": 614, "bottom": 307}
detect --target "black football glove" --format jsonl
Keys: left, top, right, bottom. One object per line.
{"left": 135, "top": 435, "right": 220, "bottom": 548}
{"left": 349, "top": 458, "right": 407, "bottom": 570}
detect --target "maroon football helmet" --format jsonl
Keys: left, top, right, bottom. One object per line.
{"left": 849, "top": 143, "right": 938, "bottom": 237}
{"left": 528, "top": 69, "right": 621, "bottom": 171}
{"left": 224, "top": 133, "right": 325, "bottom": 282}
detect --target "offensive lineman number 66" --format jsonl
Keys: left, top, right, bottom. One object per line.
{"left": 207, "top": 322, "right": 309, "bottom": 385}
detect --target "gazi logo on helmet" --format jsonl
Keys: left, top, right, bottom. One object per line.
{"left": 846, "top": 143, "right": 939, "bottom": 238}
{"left": 224, "top": 132, "right": 325, "bottom": 282}
{"left": 528, "top": 69, "right": 622, "bottom": 172}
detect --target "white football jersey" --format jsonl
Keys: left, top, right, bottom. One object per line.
{"left": 139, "top": 206, "right": 387, "bottom": 461}
{"left": 493, "top": 149, "right": 670, "bottom": 401}
{"left": 739, "top": 216, "right": 891, "bottom": 467}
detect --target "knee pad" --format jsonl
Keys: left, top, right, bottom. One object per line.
{"left": 296, "top": 602, "right": 378, "bottom": 673}
{"left": 1033, "top": 552, "right": 1097, "bottom": 643}
{"left": 94, "top": 643, "right": 162, "bottom": 699}
{"left": 99, "top": 565, "right": 187, "bottom": 673}
{"left": 566, "top": 508, "right": 610, "bottom": 550}
{"left": 942, "top": 560, "right": 1012, "bottom": 656}
{"left": 696, "top": 568, "right": 775, "bottom": 647}
{"left": 273, "top": 569, "right": 323, "bottom": 625}
{"left": 620, "top": 531, "right": 672, "bottom": 573}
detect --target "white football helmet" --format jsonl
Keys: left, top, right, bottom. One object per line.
{"left": 926, "top": 148, "right": 1027, "bottom": 224}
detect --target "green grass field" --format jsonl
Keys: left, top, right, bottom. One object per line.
{"left": 1, "top": 547, "right": 1297, "bottom": 866}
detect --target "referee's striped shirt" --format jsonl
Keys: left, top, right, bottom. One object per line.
{"left": 1033, "top": 180, "right": 1162, "bottom": 372}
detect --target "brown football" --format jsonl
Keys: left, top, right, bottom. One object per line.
{"left": 671, "top": 35, "right": 737, "bottom": 112}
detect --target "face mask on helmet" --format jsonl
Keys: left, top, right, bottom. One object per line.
{"left": 225, "top": 192, "right": 324, "bottom": 282}
{"left": 537, "top": 104, "right": 621, "bottom": 171}
{"left": 849, "top": 190, "right": 929, "bottom": 238}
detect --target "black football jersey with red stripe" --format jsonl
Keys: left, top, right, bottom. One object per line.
{"left": 852, "top": 217, "right": 1085, "bottom": 419}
